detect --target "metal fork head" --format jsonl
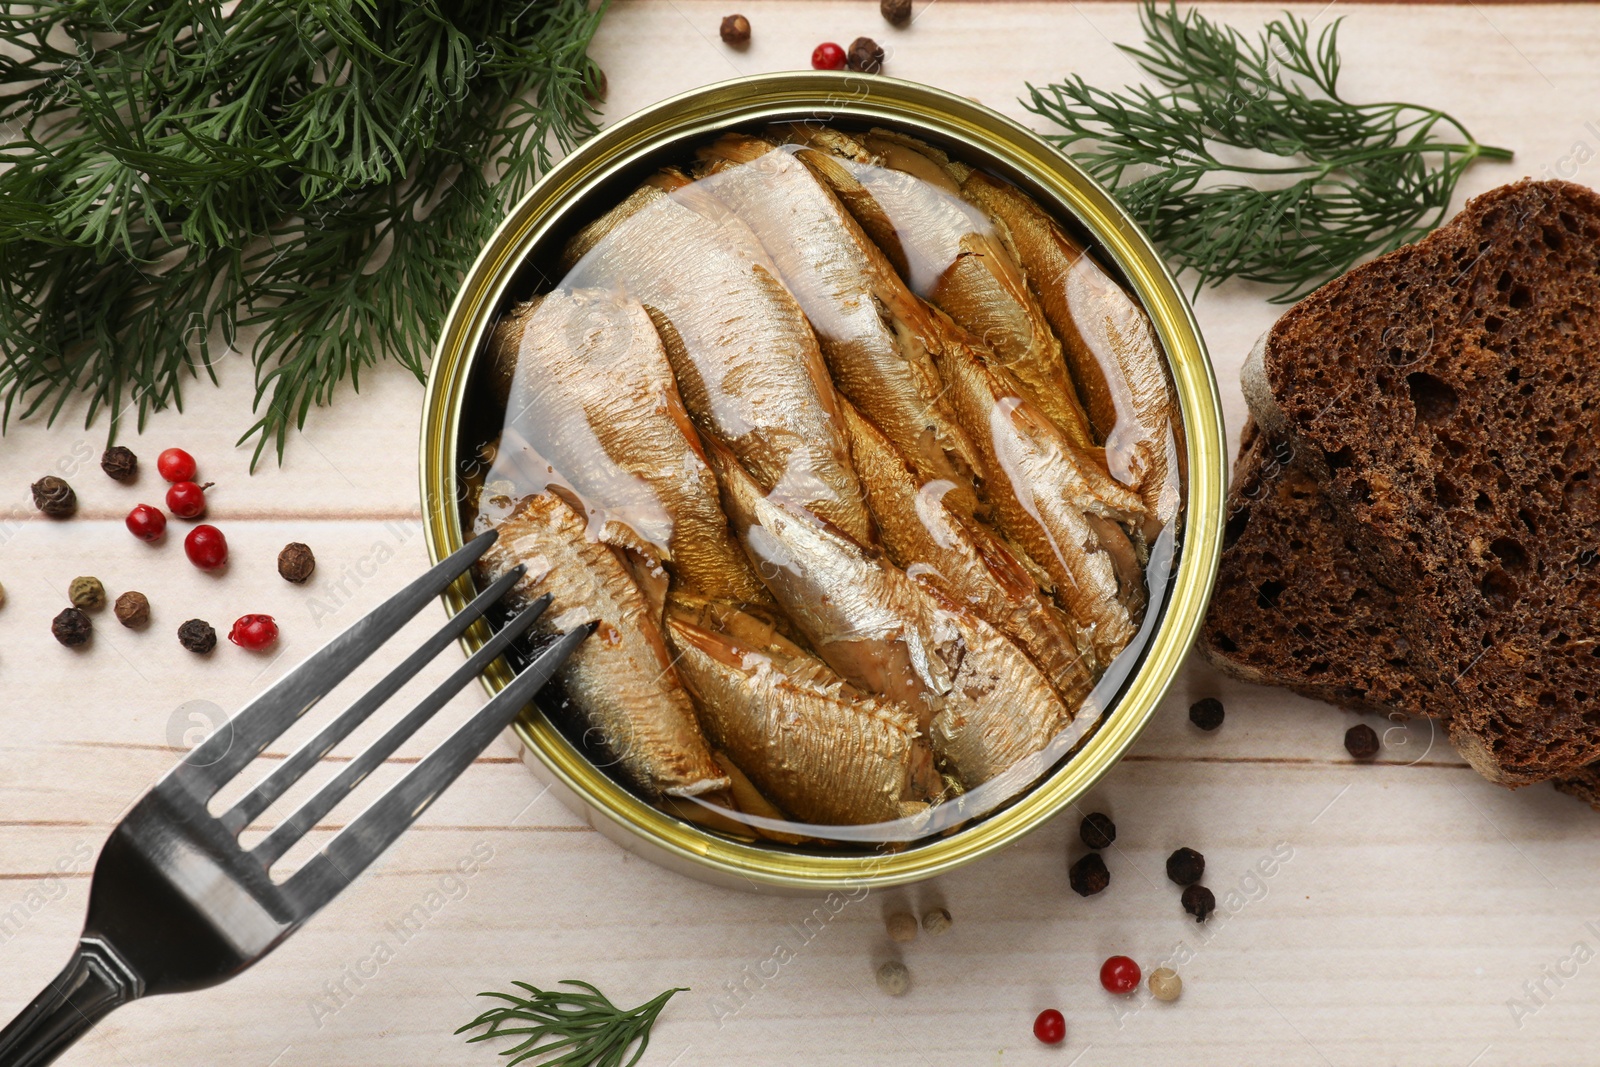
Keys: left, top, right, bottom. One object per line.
{"left": 80, "top": 532, "right": 586, "bottom": 995}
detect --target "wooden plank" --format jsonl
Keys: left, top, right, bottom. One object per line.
{"left": 2, "top": 4, "right": 1598, "bottom": 1064}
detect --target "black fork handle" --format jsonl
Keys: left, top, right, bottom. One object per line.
{"left": 0, "top": 939, "right": 142, "bottom": 1067}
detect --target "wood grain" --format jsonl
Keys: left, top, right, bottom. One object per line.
{"left": 2, "top": 4, "right": 1598, "bottom": 1064}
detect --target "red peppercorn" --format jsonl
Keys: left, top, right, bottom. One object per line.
{"left": 125, "top": 504, "right": 167, "bottom": 542}
{"left": 1100, "top": 955, "right": 1141, "bottom": 994}
{"left": 229, "top": 614, "right": 279, "bottom": 651}
{"left": 811, "top": 41, "right": 846, "bottom": 69}
{"left": 1032, "top": 1008, "right": 1066, "bottom": 1045}
{"left": 184, "top": 524, "right": 228, "bottom": 570}
{"left": 165, "top": 480, "right": 212, "bottom": 519}
{"left": 156, "top": 447, "right": 197, "bottom": 483}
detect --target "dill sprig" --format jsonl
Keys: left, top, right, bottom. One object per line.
{"left": 1024, "top": 2, "right": 1513, "bottom": 302}
{"left": 457, "top": 980, "right": 685, "bottom": 1067}
{"left": 0, "top": 0, "right": 605, "bottom": 466}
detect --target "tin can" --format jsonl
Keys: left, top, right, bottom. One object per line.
{"left": 419, "top": 72, "right": 1225, "bottom": 892}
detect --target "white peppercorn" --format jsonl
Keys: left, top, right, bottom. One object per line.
{"left": 1148, "top": 967, "right": 1182, "bottom": 1002}
{"left": 875, "top": 960, "right": 910, "bottom": 996}
{"left": 885, "top": 911, "right": 918, "bottom": 943}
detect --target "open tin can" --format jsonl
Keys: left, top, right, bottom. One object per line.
{"left": 419, "top": 72, "right": 1225, "bottom": 892}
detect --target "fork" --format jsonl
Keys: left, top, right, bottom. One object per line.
{"left": 0, "top": 530, "right": 585, "bottom": 1067}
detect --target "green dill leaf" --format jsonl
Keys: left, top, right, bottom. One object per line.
{"left": 0, "top": 0, "right": 606, "bottom": 465}
{"left": 1024, "top": 1, "right": 1513, "bottom": 302}
{"left": 458, "top": 979, "right": 686, "bottom": 1067}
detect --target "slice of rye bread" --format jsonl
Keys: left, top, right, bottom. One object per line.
{"left": 1200, "top": 418, "right": 1458, "bottom": 717}
{"left": 1241, "top": 179, "right": 1600, "bottom": 786}
{"left": 1200, "top": 417, "right": 1600, "bottom": 809}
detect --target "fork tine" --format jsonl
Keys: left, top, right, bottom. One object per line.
{"left": 170, "top": 531, "right": 499, "bottom": 798}
{"left": 283, "top": 623, "right": 590, "bottom": 915}
{"left": 252, "top": 595, "right": 553, "bottom": 869}
{"left": 219, "top": 567, "right": 535, "bottom": 835}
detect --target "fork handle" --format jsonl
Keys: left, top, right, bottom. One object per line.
{"left": 0, "top": 938, "right": 142, "bottom": 1067}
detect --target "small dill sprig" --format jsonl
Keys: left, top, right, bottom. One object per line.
{"left": 0, "top": 0, "right": 606, "bottom": 466}
{"left": 457, "top": 980, "right": 686, "bottom": 1067}
{"left": 1024, "top": 1, "right": 1513, "bottom": 302}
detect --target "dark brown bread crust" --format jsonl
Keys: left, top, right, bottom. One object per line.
{"left": 1257, "top": 180, "right": 1600, "bottom": 785}
{"left": 1200, "top": 418, "right": 1456, "bottom": 717}
{"left": 1554, "top": 770, "right": 1600, "bottom": 810}
{"left": 1202, "top": 419, "right": 1600, "bottom": 810}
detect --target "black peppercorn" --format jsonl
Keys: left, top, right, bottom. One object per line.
{"left": 1345, "top": 723, "right": 1380, "bottom": 760}
{"left": 847, "top": 36, "right": 884, "bottom": 74}
{"left": 1189, "top": 697, "right": 1225, "bottom": 731}
{"left": 31, "top": 476, "right": 76, "bottom": 517}
{"left": 178, "top": 618, "right": 217, "bottom": 654}
{"left": 1079, "top": 812, "right": 1116, "bottom": 850}
{"left": 52, "top": 607, "right": 91, "bottom": 647}
{"left": 101, "top": 446, "right": 138, "bottom": 482}
{"left": 719, "top": 13, "right": 750, "bottom": 45}
{"left": 881, "top": 0, "right": 911, "bottom": 25}
{"left": 278, "top": 542, "right": 316, "bottom": 584}
{"left": 1068, "top": 852, "right": 1110, "bottom": 896}
{"left": 1166, "top": 847, "right": 1205, "bottom": 886}
{"left": 1181, "top": 884, "right": 1216, "bottom": 923}
{"left": 115, "top": 591, "right": 150, "bottom": 628}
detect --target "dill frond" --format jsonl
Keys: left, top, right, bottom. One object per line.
{"left": 0, "top": 0, "right": 605, "bottom": 466}
{"left": 1025, "top": 2, "right": 1512, "bottom": 302}
{"left": 458, "top": 980, "right": 685, "bottom": 1067}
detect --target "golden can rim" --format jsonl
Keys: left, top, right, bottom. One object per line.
{"left": 420, "top": 72, "right": 1226, "bottom": 891}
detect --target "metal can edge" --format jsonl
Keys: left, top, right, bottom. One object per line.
{"left": 418, "top": 72, "right": 1227, "bottom": 893}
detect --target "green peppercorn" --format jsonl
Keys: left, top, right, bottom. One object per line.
{"left": 68, "top": 576, "right": 106, "bottom": 612}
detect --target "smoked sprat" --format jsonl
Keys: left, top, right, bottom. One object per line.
{"left": 464, "top": 124, "right": 1182, "bottom": 843}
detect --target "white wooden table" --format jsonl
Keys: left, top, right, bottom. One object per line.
{"left": 3, "top": 4, "right": 1598, "bottom": 1064}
